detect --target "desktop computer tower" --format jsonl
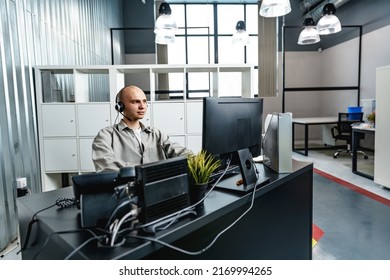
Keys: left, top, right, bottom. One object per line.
{"left": 262, "top": 113, "right": 293, "bottom": 173}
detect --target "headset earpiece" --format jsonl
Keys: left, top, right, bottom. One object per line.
{"left": 115, "top": 101, "right": 124, "bottom": 112}
{"left": 115, "top": 93, "right": 125, "bottom": 112}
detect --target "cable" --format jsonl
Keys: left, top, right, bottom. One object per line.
{"left": 55, "top": 197, "right": 77, "bottom": 209}
{"left": 32, "top": 229, "right": 100, "bottom": 260}
{"left": 19, "top": 196, "right": 78, "bottom": 254}
{"left": 113, "top": 183, "right": 257, "bottom": 260}
{"left": 64, "top": 235, "right": 105, "bottom": 260}
{"left": 111, "top": 180, "right": 259, "bottom": 260}
{"left": 19, "top": 202, "right": 57, "bottom": 253}
{"left": 104, "top": 186, "right": 136, "bottom": 230}
{"left": 109, "top": 209, "right": 138, "bottom": 247}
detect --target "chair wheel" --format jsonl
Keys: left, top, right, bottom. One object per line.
{"left": 364, "top": 155, "right": 368, "bottom": 159}
{"left": 333, "top": 155, "right": 337, "bottom": 159}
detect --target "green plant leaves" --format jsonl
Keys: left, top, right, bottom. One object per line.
{"left": 187, "top": 149, "right": 221, "bottom": 185}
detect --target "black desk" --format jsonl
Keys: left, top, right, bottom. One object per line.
{"left": 292, "top": 117, "right": 338, "bottom": 156}
{"left": 352, "top": 126, "right": 375, "bottom": 180}
{"left": 17, "top": 160, "right": 313, "bottom": 260}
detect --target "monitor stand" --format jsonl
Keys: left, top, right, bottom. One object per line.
{"left": 214, "top": 148, "right": 270, "bottom": 193}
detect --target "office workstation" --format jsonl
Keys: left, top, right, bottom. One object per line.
{"left": 292, "top": 117, "right": 338, "bottom": 156}
{"left": 2, "top": 1, "right": 390, "bottom": 266}
{"left": 17, "top": 160, "right": 313, "bottom": 260}
{"left": 17, "top": 95, "right": 313, "bottom": 260}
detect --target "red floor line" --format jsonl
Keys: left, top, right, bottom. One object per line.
{"left": 312, "top": 224, "right": 324, "bottom": 241}
{"left": 314, "top": 168, "right": 390, "bottom": 207}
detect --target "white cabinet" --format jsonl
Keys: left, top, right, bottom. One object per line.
{"left": 186, "top": 101, "right": 203, "bottom": 134}
{"left": 79, "top": 138, "right": 95, "bottom": 171}
{"left": 41, "top": 104, "right": 76, "bottom": 137}
{"left": 374, "top": 65, "right": 390, "bottom": 188}
{"left": 43, "top": 139, "right": 78, "bottom": 171}
{"left": 77, "top": 103, "right": 111, "bottom": 136}
{"left": 35, "top": 64, "right": 254, "bottom": 190}
{"left": 152, "top": 102, "right": 185, "bottom": 135}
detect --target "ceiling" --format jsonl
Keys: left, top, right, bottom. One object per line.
{"left": 163, "top": 0, "right": 390, "bottom": 51}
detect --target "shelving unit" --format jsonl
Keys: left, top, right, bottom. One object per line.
{"left": 34, "top": 64, "right": 255, "bottom": 191}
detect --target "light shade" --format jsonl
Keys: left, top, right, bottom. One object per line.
{"left": 298, "top": 18, "right": 320, "bottom": 45}
{"left": 317, "top": 3, "right": 342, "bottom": 35}
{"left": 154, "top": 2, "right": 177, "bottom": 45}
{"left": 259, "top": 0, "right": 291, "bottom": 18}
{"left": 232, "top": 20, "right": 250, "bottom": 46}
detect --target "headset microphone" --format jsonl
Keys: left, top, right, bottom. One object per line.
{"left": 120, "top": 112, "right": 132, "bottom": 122}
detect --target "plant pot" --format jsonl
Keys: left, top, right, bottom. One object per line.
{"left": 189, "top": 182, "right": 208, "bottom": 206}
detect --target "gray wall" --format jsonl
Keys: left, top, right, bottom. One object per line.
{"left": 0, "top": 0, "right": 123, "bottom": 254}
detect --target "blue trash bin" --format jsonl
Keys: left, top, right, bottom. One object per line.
{"left": 347, "top": 106, "right": 362, "bottom": 120}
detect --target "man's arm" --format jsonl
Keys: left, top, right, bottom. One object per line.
{"left": 159, "top": 129, "right": 194, "bottom": 159}
{"left": 92, "top": 127, "right": 126, "bottom": 172}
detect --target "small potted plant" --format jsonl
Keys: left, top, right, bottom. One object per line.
{"left": 367, "top": 111, "right": 375, "bottom": 126}
{"left": 187, "top": 149, "right": 221, "bottom": 205}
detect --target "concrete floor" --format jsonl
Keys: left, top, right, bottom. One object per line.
{"left": 293, "top": 148, "right": 390, "bottom": 201}
{"left": 293, "top": 148, "right": 390, "bottom": 260}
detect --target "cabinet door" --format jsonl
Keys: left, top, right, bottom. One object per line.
{"left": 41, "top": 104, "right": 76, "bottom": 137}
{"left": 152, "top": 102, "right": 185, "bottom": 135}
{"left": 43, "top": 139, "right": 78, "bottom": 171}
{"left": 169, "top": 136, "right": 186, "bottom": 148}
{"left": 187, "top": 135, "right": 202, "bottom": 154}
{"left": 79, "top": 138, "right": 95, "bottom": 172}
{"left": 186, "top": 102, "right": 203, "bottom": 134}
{"left": 142, "top": 102, "right": 152, "bottom": 127}
{"left": 77, "top": 103, "right": 111, "bottom": 137}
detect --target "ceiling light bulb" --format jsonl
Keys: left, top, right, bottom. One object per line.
{"left": 154, "top": 2, "right": 177, "bottom": 45}
{"left": 317, "top": 3, "right": 342, "bottom": 35}
{"left": 232, "top": 20, "right": 250, "bottom": 46}
{"left": 259, "top": 0, "right": 292, "bottom": 18}
{"left": 298, "top": 17, "right": 320, "bottom": 45}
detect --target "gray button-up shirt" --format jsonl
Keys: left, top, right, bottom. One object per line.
{"left": 92, "top": 121, "right": 193, "bottom": 172}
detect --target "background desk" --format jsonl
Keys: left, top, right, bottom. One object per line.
{"left": 292, "top": 117, "right": 338, "bottom": 156}
{"left": 18, "top": 160, "right": 313, "bottom": 260}
{"left": 352, "top": 126, "right": 375, "bottom": 180}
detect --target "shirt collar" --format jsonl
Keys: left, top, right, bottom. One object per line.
{"left": 117, "top": 120, "right": 152, "bottom": 133}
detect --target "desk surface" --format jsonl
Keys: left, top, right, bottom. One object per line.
{"left": 293, "top": 117, "right": 338, "bottom": 124}
{"left": 18, "top": 160, "right": 313, "bottom": 260}
{"left": 352, "top": 126, "right": 375, "bottom": 133}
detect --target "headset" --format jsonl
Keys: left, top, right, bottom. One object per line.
{"left": 114, "top": 92, "right": 125, "bottom": 113}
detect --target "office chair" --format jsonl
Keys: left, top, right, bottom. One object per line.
{"left": 331, "top": 112, "right": 368, "bottom": 159}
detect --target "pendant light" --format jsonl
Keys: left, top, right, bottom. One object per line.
{"left": 259, "top": 0, "right": 291, "bottom": 18}
{"left": 154, "top": 2, "right": 177, "bottom": 45}
{"left": 232, "top": 20, "right": 250, "bottom": 46}
{"left": 297, "top": 17, "right": 320, "bottom": 45}
{"left": 317, "top": 3, "right": 342, "bottom": 35}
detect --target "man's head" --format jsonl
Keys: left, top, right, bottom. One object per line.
{"left": 115, "top": 85, "right": 147, "bottom": 123}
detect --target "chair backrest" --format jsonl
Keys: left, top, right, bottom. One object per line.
{"left": 338, "top": 112, "right": 363, "bottom": 134}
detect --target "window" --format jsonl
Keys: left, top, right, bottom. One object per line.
{"left": 166, "top": 3, "right": 258, "bottom": 98}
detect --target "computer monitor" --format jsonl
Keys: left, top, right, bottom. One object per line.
{"left": 202, "top": 97, "right": 268, "bottom": 192}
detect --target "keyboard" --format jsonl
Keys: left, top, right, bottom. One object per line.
{"left": 210, "top": 164, "right": 240, "bottom": 181}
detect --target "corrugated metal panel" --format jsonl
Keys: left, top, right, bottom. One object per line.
{"left": 0, "top": 0, "right": 123, "bottom": 255}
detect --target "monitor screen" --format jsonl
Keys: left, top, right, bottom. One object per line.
{"left": 202, "top": 97, "right": 263, "bottom": 159}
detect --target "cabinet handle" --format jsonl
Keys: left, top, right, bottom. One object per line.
{"left": 70, "top": 119, "right": 74, "bottom": 123}
{"left": 72, "top": 154, "right": 76, "bottom": 157}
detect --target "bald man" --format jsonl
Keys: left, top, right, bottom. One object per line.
{"left": 92, "top": 85, "right": 193, "bottom": 172}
